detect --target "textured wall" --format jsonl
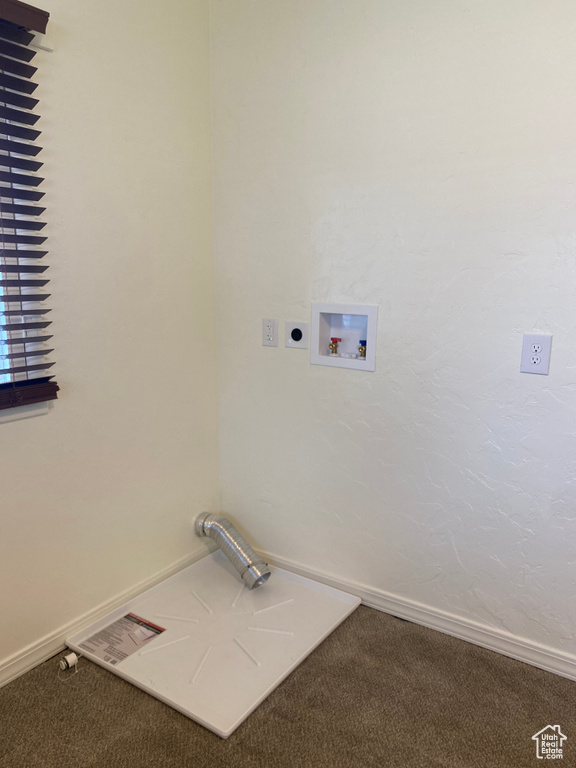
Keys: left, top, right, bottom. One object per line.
{"left": 0, "top": 0, "right": 218, "bottom": 669}
{"left": 211, "top": 0, "right": 576, "bottom": 655}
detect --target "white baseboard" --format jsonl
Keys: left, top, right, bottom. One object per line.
{"left": 0, "top": 547, "right": 213, "bottom": 689}
{"left": 263, "top": 550, "right": 576, "bottom": 683}
{"left": 4, "top": 545, "right": 575, "bottom": 689}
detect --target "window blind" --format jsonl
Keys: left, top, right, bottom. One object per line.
{"left": 0, "top": 0, "right": 57, "bottom": 410}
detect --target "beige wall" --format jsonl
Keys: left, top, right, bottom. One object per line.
{"left": 0, "top": 0, "right": 218, "bottom": 677}
{"left": 211, "top": 0, "right": 576, "bottom": 661}
{"left": 5, "top": 0, "right": 576, "bottom": 685}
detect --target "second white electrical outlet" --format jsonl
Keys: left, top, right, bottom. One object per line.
{"left": 520, "top": 333, "right": 552, "bottom": 375}
{"left": 262, "top": 318, "right": 278, "bottom": 347}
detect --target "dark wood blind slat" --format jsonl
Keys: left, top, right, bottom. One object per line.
{"left": 0, "top": 104, "right": 39, "bottom": 125}
{"left": 0, "top": 187, "right": 44, "bottom": 201}
{"left": 0, "top": 202, "right": 44, "bottom": 215}
{"left": 3, "top": 320, "right": 50, "bottom": 332}
{"left": 0, "top": 232, "right": 46, "bottom": 244}
{"left": 0, "top": 218, "right": 45, "bottom": 230}
{"left": 0, "top": 293, "right": 49, "bottom": 303}
{"left": 0, "top": 71, "right": 37, "bottom": 94}
{"left": 0, "top": 168, "right": 43, "bottom": 185}
{"left": 4, "top": 332, "right": 51, "bottom": 344}
{"left": 0, "top": 54, "right": 35, "bottom": 78}
{"left": 0, "top": 277, "right": 47, "bottom": 286}
{"left": 0, "top": 154, "right": 42, "bottom": 172}
{"left": 0, "top": 19, "right": 34, "bottom": 45}
{"left": 0, "top": 309, "right": 49, "bottom": 316}
{"left": 0, "top": 121, "right": 40, "bottom": 141}
{"left": 0, "top": 247, "right": 46, "bottom": 257}
{"left": 0, "top": 89, "right": 38, "bottom": 110}
{"left": 0, "top": 37, "right": 35, "bottom": 62}
{"left": 1, "top": 330, "right": 51, "bottom": 339}
{"left": 0, "top": 137, "right": 41, "bottom": 156}
{"left": 0, "top": 263, "right": 47, "bottom": 272}
{"left": 1, "top": 359, "right": 53, "bottom": 374}
{"left": 1, "top": 346, "right": 52, "bottom": 359}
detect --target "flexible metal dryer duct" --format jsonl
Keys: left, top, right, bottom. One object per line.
{"left": 195, "top": 513, "right": 271, "bottom": 589}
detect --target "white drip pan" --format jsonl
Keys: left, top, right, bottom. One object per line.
{"left": 67, "top": 551, "right": 360, "bottom": 738}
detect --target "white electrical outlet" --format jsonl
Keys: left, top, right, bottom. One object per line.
{"left": 262, "top": 318, "right": 278, "bottom": 347}
{"left": 521, "top": 333, "right": 552, "bottom": 375}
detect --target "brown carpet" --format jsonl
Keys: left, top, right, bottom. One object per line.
{"left": 1, "top": 606, "right": 574, "bottom": 768}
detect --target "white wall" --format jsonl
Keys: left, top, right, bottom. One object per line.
{"left": 5, "top": 0, "right": 576, "bottom": 685}
{"left": 0, "top": 0, "right": 218, "bottom": 676}
{"left": 211, "top": 0, "right": 576, "bottom": 659}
